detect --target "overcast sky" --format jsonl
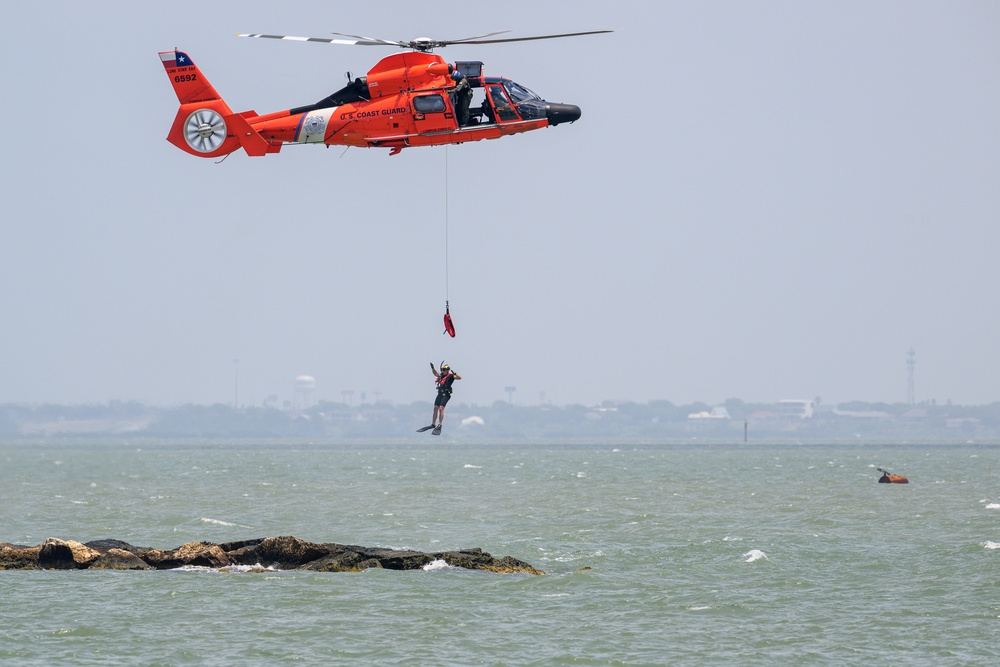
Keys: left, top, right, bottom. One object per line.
{"left": 2, "top": 1, "right": 998, "bottom": 408}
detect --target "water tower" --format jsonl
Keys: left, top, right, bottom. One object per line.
{"left": 294, "top": 375, "right": 316, "bottom": 409}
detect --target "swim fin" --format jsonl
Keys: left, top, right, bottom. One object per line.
{"left": 432, "top": 426, "right": 442, "bottom": 436}
{"left": 416, "top": 424, "right": 436, "bottom": 433}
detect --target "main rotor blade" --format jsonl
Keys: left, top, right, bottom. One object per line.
{"left": 329, "top": 32, "right": 409, "bottom": 47}
{"left": 236, "top": 33, "right": 387, "bottom": 47}
{"left": 330, "top": 31, "right": 512, "bottom": 51}
{"left": 445, "top": 30, "right": 613, "bottom": 46}
{"left": 237, "top": 29, "right": 613, "bottom": 51}
{"left": 438, "top": 31, "right": 511, "bottom": 44}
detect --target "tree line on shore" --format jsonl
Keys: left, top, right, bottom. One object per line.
{"left": 3, "top": 398, "right": 1000, "bottom": 441}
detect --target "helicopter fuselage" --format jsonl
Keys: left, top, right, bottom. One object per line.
{"left": 162, "top": 50, "right": 581, "bottom": 157}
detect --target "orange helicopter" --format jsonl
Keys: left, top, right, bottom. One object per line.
{"left": 159, "top": 30, "right": 610, "bottom": 158}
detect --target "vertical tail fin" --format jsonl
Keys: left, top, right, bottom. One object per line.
{"left": 159, "top": 50, "right": 227, "bottom": 105}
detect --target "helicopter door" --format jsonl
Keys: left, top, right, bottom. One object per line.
{"left": 486, "top": 84, "right": 519, "bottom": 123}
{"left": 412, "top": 93, "right": 456, "bottom": 133}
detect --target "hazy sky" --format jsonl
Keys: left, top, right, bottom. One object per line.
{"left": 2, "top": 1, "right": 998, "bottom": 408}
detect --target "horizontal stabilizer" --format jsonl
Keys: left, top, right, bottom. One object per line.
{"left": 226, "top": 113, "right": 270, "bottom": 157}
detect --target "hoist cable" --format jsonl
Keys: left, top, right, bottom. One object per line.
{"left": 444, "top": 146, "right": 450, "bottom": 302}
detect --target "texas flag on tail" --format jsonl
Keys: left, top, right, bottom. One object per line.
{"left": 159, "top": 50, "right": 192, "bottom": 70}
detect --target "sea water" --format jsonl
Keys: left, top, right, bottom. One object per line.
{"left": 1, "top": 441, "right": 998, "bottom": 665}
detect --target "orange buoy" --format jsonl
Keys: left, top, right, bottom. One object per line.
{"left": 877, "top": 468, "right": 909, "bottom": 484}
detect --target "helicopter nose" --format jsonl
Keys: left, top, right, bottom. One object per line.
{"left": 545, "top": 103, "right": 581, "bottom": 126}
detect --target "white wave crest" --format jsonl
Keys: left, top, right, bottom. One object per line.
{"left": 743, "top": 549, "right": 769, "bottom": 562}
{"left": 220, "top": 563, "right": 278, "bottom": 573}
{"left": 199, "top": 517, "right": 253, "bottom": 528}
{"left": 984, "top": 541, "right": 1000, "bottom": 550}
{"left": 542, "top": 550, "right": 604, "bottom": 563}
{"left": 422, "top": 559, "right": 450, "bottom": 571}
{"left": 985, "top": 504, "right": 1000, "bottom": 510}
{"left": 172, "top": 563, "right": 277, "bottom": 573}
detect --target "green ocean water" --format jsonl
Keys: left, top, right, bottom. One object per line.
{"left": 2, "top": 441, "right": 998, "bottom": 665}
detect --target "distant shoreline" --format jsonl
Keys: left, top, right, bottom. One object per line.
{"left": 3, "top": 399, "right": 999, "bottom": 442}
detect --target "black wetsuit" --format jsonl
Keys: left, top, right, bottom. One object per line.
{"left": 435, "top": 372, "right": 456, "bottom": 407}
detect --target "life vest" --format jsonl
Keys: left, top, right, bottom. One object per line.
{"left": 436, "top": 372, "right": 455, "bottom": 394}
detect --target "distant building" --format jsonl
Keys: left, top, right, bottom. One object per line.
{"left": 688, "top": 407, "right": 731, "bottom": 420}
{"left": 832, "top": 408, "right": 891, "bottom": 420}
{"left": 946, "top": 417, "right": 980, "bottom": 430}
{"left": 778, "top": 400, "right": 814, "bottom": 419}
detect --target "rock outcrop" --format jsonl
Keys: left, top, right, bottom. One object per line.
{"left": 0, "top": 536, "right": 544, "bottom": 574}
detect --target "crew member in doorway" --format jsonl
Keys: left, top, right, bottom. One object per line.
{"left": 418, "top": 362, "right": 462, "bottom": 435}
{"left": 451, "top": 71, "right": 472, "bottom": 126}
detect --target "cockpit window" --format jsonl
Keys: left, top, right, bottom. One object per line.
{"left": 488, "top": 85, "right": 519, "bottom": 122}
{"left": 504, "top": 81, "right": 541, "bottom": 103}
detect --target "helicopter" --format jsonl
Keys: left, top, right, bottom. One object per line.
{"left": 159, "top": 29, "right": 611, "bottom": 158}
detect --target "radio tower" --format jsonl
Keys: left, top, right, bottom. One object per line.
{"left": 906, "top": 348, "right": 916, "bottom": 404}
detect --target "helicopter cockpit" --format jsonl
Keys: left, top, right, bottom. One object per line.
{"left": 457, "top": 64, "right": 580, "bottom": 128}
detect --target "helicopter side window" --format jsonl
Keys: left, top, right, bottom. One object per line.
{"left": 413, "top": 95, "right": 446, "bottom": 113}
{"left": 487, "top": 85, "right": 519, "bottom": 122}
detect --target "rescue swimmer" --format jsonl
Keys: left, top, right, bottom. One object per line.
{"left": 417, "top": 362, "right": 462, "bottom": 435}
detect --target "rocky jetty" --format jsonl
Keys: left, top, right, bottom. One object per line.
{"left": 0, "top": 536, "right": 544, "bottom": 574}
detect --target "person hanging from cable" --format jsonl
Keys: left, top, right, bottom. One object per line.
{"left": 417, "top": 361, "right": 462, "bottom": 435}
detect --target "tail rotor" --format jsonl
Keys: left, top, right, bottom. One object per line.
{"left": 184, "top": 109, "right": 228, "bottom": 153}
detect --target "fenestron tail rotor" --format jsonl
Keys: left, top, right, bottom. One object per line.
{"left": 184, "top": 109, "right": 227, "bottom": 153}
{"left": 237, "top": 29, "right": 612, "bottom": 52}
